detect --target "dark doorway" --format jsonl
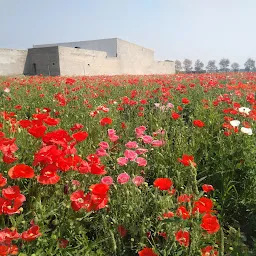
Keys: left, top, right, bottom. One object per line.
{"left": 33, "top": 63, "right": 37, "bottom": 75}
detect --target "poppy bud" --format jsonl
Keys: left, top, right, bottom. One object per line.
{"left": 64, "top": 184, "right": 69, "bottom": 194}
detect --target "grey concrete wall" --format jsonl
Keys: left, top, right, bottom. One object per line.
{"left": 25, "top": 47, "right": 60, "bottom": 76}
{"left": 34, "top": 38, "right": 118, "bottom": 57}
{"left": 59, "top": 47, "right": 120, "bottom": 76}
{"left": 0, "top": 49, "right": 28, "bottom": 76}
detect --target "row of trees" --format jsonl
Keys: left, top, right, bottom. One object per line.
{"left": 175, "top": 58, "right": 256, "bottom": 73}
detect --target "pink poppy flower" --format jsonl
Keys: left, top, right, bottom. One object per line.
{"left": 96, "top": 148, "right": 108, "bottom": 157}
{"left": 109, "top": 134, "right": 119, "bottom": 142}
{"left": 166, "top": 103, "right": 174, "bottom": 109}
{"left": 135, "top": 126, "right": 147, "bottom": 137}
{"left": 124, "top": 150, "right": 138, "bottom": 161}
{"left": 151, "top": 140, "right": 164, "bottom": 147}
{"left": 141, "top": 135, "right": 153, "bottom": 144}
{"left": 108, "top": 129, "right": 116, "bottom": 136}
{"left": 99, "top": 141, "right": 109, "bottom": 150}
{"left": 136, "top": 157, "right": 147, "bottom": 167}
{"left": 125, "top": 141, "right": 139, "bottom": 149}
{"left": 132, "top": 176, "right": 145, "bottom": 186}
{"left": 117, "top": 173, "right": 130, "bottom": 184}
{"left": 117, "top": 157, "right": 129, "bottom": 166}
{"left": 101, "top": 176, "right": 114, "bottom": 185}
{"left": 135, "top": 148, "right": 149, "bottom": 155}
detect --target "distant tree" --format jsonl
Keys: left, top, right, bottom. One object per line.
{"left": 194, "top": 60, "right": 204, "bottom": 72}
{"left": 206, "top": 60, "right": 218, "bottom": 73}
{"left": 183, "top": 59, "right": 193, "bottom": 73}
{"left": 231, "top": 62, "right": 240, "bottom": 72}
{"left": 175, "top": 60, "right": 182, "bottom": 73}
{"left": 244, "top": 58, "right": 255, "bottom": 71}
{"left": 219, "top": 58, "right": 230, "bottom": 72}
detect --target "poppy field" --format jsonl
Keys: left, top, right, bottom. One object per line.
{"left": 0, "top": 73, "right": 256, "bottom": 255}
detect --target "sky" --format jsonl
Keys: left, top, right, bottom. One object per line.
{"left": 0, "top": 0, "right": 255, "bottom": 68}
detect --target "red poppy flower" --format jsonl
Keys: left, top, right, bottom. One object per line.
{"left": 138, "top": 247, "right": 158, "bottom": 256}
{"left": 182, "top": 98, "right": 190, "bottom": 104}
{"left": 178, "top": 155, "right": 196, "bottom": 167}
{"left": 33, "top": 145, "right": 62, "bottom": 166}
{"left": 42, "top": 129, "right": 72, "bottom": 147}
{"left": 177, "top": 106, "right": 183, "bottom": 111}
{"left": 175, "top": 230, "right": 190, "bottom": 247}
{"left": 162, "top": 211, "right": 174, "bottom": 219}
{"left": 19, "top": 120, "right": 32, "bottom": 128}
{"left": 15, "top": 105, "right": 22, "bottom": 110}
{"left": 153, "top": 178, "right": 173, "bottom": 190}
{"left": 83, "top": 192, "right": 109, "bottom": 212}
{"left": 202, "top": 184, "right": 214, "bottom": 193}
{"left": 193, "top": 120, "right": 205, "bottom": 128}
{"left": 0, "top": 228, "right": 20, "bottom": 243}
{"left": 72, "top": 131, "right": 88, "bottom": 142}
{"left": 201, "top": 245, "right": 218, "bottom": 256}
{"left": 0, "top": 244, "right": 18, "bottom": 255}
{"left": 177, "top": 194, "right": 192, "bottom": 203}
{"left": 8, "top": 164, "right": 35, "bottom": 179}
{"left": 0, "top": 173, "right": 7, "bottom": 187}
{"left": 27, "top": 125, "right": 47, "bottom": 138}
{"left": 3, "top": 153, "right": 17, "bottom": 164}
{"left": 70, "top": 190, "right": 87, "bottom": 211}
{"left": 193, "top": 197, "right": 213, "bottom": 214}
{"left": 201, "top": 214, "right": 220, "bottom": 234}
{"left": 43, "top": 117, "right": 60, "bottom": 126}
{"left": 89, "top": 183, "right": 109, "bottom": 196}
{"left": 100, "top": 117, "right": 112, "bottom": 126}
{"left": 2, "top": 186, "right": 21, "bottom": 200}
{"left": 176, "top": 206, "right": 190, "bottom": 219}
{"left": 33, "top": 113, "right": 49, "bottom": 120}
{"left": 171, "top": 112, "right": 180, "bottom": 120}
{"left": 70, "top": 123, "right": 84, "bottom": 131}
{"left": 65, "top": 78, "right": 76, "bottom": 85}
{"left": 37, "top": 164, "right": 60, "bottom": 185}
{"left": 21, "top": 225, "right": 42, "bottom": 241}
{"left": 90, "top": 163, "right": 107, "bottom": 175}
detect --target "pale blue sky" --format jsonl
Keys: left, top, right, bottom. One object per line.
{"left": 0, "top": 0, "right": 255, "bottom": 67}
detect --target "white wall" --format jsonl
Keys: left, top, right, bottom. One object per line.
{"left": 116, "top": 39, "right": 174, "bottom": 74}
{"left": 0, "top": 49, "right": 27, "bottom": 76}
{"left": 59, "top": 46, "right": 174, "bottom": 76}
{"left": 117, "top": 39, "right": 154, "bottom": 74}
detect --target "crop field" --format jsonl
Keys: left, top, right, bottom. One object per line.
{"left": 0, "top": 73, "right": 255, "bottom": 255}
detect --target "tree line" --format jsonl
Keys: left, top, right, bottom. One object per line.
{"left": 175, "top": 58, "right": 256, "bottom": 73}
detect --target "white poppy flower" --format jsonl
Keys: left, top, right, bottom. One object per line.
{"left": 241, "top": 127, "right": 253, "bottom": 135}
{"left": 4, "top": 88, "right": 10, "bottom": 93}
{"left": 230, "top": 120, "right": 240, "bottom": 127}
{"left": 238, "top": 107, "right": 251, "bottom": 115}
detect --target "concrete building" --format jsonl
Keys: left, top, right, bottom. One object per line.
{"left": 0, "top": 38, "right": 175, "bottom": 76}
